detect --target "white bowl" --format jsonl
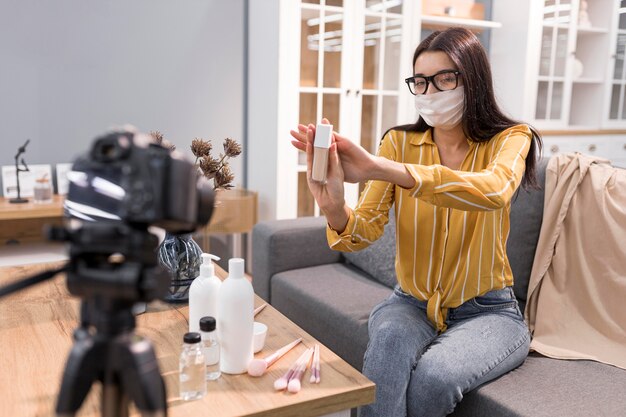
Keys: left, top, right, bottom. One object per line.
{"left": 253, "top": 322, "right": 268, "bottom": 353}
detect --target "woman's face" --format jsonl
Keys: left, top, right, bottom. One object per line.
{"left": 413, "top": 51, "right": 462, "bottom": 95}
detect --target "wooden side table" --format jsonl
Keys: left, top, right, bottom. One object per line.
{"left": 203, "top": 189, "right": 258, "bottom": 258}
{"left": 0, "top": 195, "right": 64, "bottom": 244}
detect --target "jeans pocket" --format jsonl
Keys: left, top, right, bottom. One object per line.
{"left": 471, "top": 287, "right": 518, "bottom": 311}
{"left": 393, "top": 285, "right": 412, "bottom": 299}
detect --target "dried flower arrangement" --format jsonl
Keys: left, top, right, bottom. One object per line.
{"left": 191, "top": 137, "right": 242, "bottom": 190}
{"left": 150, "top": 131, "right": 242, "bottom": 190}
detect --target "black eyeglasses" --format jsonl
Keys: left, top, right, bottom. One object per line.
{"left": 405, "top": 70, "right": 461, "bottom": 95}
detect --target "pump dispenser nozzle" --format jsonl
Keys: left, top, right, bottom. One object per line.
{"left": 200, "top": 253, "right": 220, "bottom": 278}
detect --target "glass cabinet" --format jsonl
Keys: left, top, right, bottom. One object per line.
{"left": 248, "top": 0, "right": 502, "bottom": 221}
{"left": 523, "top": 0, "right": 622, "bottom": 128}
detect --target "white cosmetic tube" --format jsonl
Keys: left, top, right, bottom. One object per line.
{"left": 311, "top": 124, "right": 333, "bottom": 183}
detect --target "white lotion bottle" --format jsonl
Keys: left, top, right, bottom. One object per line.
{"left": 189, "top": 253, "right": 221, "bottom": 333}
{"left": 217, "top": 258, "right": 254, "bottom": 374}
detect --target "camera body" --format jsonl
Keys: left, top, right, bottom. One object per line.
{"left": 65, "top": 130, "right": 214, "bottom": 234}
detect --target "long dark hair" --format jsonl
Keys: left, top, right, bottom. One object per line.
{"left": 392, "top": 27, "right": 542, "bottom": 189}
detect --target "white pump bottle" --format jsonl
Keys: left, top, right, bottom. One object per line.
{"left": 189, "top": 253, "right": 221, "bottom": 333}
{"left": 217, "top": 258, "right": 254, "bottom": 374}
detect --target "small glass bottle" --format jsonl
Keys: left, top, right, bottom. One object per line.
{"left": 199, "top": 316, "right": 221, "bottom": 380}
{"left": 33, "top": 176, "right": 52, "bottom": 204}
{"left": 179, "top": 332, "right": 206, "bottom": 401}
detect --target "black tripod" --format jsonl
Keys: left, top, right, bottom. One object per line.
{"left": 1, "top": 223, "right": 170, "bottom": 417}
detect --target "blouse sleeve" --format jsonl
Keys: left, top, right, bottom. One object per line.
{"left": 403, "top": 125, "right": 532, "bottom": 211}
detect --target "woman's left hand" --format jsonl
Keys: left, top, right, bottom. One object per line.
{"left": 290, "top": 118, "right": 378, "bottom": 184}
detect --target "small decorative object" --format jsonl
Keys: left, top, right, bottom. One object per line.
{"left": 191, "top": 135, "right": 242, "bottom": 190}
{"left": 573, "top": 58, "right": 584, "bottom": 79}
{"left": 157, "top": 233, "right": 204, "bottom": 301}
{"left": 153, "top": 131, "right": 242, "bottom": 302}
{"left": 9, "top": 139, "right": 30, "bottom": 203}
{"left": 578, "top": 0, "right": 591, "bottom": 28}
{"left": 33, "top": 173, "right": 53, "bottom": 204}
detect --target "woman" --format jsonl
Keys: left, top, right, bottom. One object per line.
{"left": 290, "top": 27, "right": 542, "bottom": 417}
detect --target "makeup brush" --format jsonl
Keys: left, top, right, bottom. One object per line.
{"left": 287, "top": 347, "right": 314, "bottom": 393}
{"left": 309, "top": 344, "right": 320, "bottom": 383}
{"left": 247, "top": 338, "right": 302, "bottom": 377}
{"left": 253, "top": 303, "right": 267, "bottom": 317}
{"left": 274, "top": 347, "right": 311, "bottom": 391}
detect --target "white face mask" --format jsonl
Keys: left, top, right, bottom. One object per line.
{"left": 414, "top": 86, "right": 464, "bottom": 129}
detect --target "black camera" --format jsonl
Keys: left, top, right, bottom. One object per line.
{"left": 64, "top": 129, "right": 214, "bottom": 234}
{"left": 47, "top": 128, "right": 215, "bottom": 303}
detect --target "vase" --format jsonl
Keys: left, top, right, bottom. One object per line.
{"left": 157, "top": 232, "right": 203, "bottom": 303}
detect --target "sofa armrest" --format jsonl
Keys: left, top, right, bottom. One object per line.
{"left": 252, "top": 216, "right": 342, "bottom": 302}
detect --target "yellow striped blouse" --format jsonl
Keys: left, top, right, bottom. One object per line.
{"left": 327, "top": 124, "right": 532, "bottom": 332}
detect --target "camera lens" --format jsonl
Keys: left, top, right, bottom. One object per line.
{"left": 100, "top": 143, "right": 118, "bottom": 158}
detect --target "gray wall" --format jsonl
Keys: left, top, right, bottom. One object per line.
{"left": 247, "top": 0, "right": 280, "bottom": 222}
{"left": 0, "top": 0, "right": 245, "bottom": 192}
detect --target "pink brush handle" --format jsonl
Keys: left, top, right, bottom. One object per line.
{"left": 311, "top": 344, "right": 320, "bottom": 383}
{"left": 253, "top": 303, "right": 267, "bottom": 316}
{"left": 265, "top": 338, "right": 303, "bottom": 367}
{"left": 289, "top": 348, "right": 313, "bottom": 383}
{"left": 277, "top": 347, "right": 311, "bottom": 381}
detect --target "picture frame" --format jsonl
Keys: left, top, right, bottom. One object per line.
{"left": 55, "top": 163, "right": 73, "bottom": 195}
{"left": 1, "top": 164, "right": 53, "bottom": 198}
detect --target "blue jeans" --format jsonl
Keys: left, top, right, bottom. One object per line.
{"left": 360, "top": 286, "right": 530, "bottom": 417}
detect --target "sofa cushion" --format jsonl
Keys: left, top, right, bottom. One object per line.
{"left": 270, "top": 263, "right": 392, "bottom": 370}
{"left": 451, "top": 353, "right": 626, "bottom": 416}
{"left": 507, "top": 158, "right": 548, "bottom": 307}
{"left": 342, "top": 210, "right": 397, "bottom": 289}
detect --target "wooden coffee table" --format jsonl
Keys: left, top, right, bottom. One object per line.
{"left": 0, "top": 262, "right": 374, "bottom": 416}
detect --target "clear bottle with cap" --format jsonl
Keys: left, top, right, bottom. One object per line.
{"left": 217, "top": 258, "right": 254, "bottom": 374}
{"left": 33, "top": 175, "right": 53, "bottom": 204}
{"left": 199, "top": 316, "right": 221, "bottom": 380}
{"left": 189, "top": 253, "right": 221, "bottom": 333}
{"left": 179, "top": 332, "right": 206, "bottom": 401}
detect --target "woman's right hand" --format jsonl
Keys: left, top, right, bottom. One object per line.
{"left": 290, "top": 124, "right": 349, "bottom": 231}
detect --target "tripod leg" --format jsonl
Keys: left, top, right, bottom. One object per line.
{"left": 102, "top": 380, "right": 129, "bottom": 417}
{"left": 114, "top": 334, "right": 167, "bottom": 417}
{"left": 56, "top": 336, "right": 102, "bottom": 417}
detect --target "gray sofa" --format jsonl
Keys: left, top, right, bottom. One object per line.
{"left": 252, "top": 159, "right": 626, "bottom": 416}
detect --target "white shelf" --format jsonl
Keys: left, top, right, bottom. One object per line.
{"left": 573, "top": 78, "right": 604, "bottom": 84}
{"left": 421, "top": 15, "right": 502, "bottom": 30}
{"left": 298, "top": 86, "right": 343, "bottom": 94}
{"left": 537, "top": 75, "right": 566, "bottom": 82}
{"left": 541, "top": 22, "right": 569, "bottom": 29}
{"left": 297, "top": 165, "right": 307, "bottom": 173}
{"left": 577, "top": 26, "right": 609, "bottom": 34}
